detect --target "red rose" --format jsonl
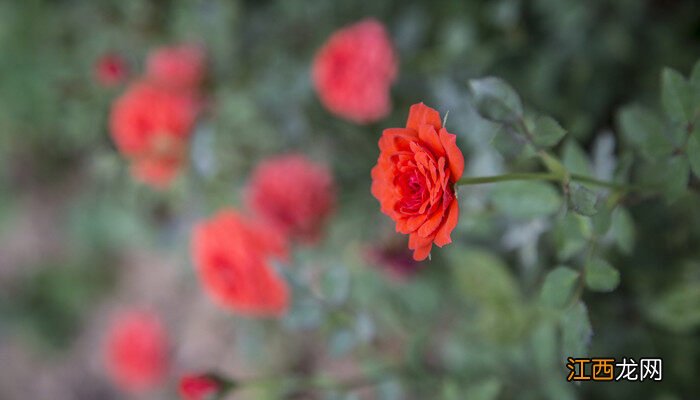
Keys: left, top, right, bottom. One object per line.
{"left": 179, "top": 374, "right": 220, "bottom": 400}
{"left": 95, "top": 53, "right": 128, "bottom": 87}
{"left": 109, "top": 81, "right": 199, "bottom": 188}
{"left": 246, "top": 154, "right": 335, "bottom": 243}
{"left": 312, "top": 18, "right": 397, "bottom": 124}
{"left": 147, "top": 44, "right": 205, "bottom": 91}
{"left": 103, "top": 310, "right": 169, "bottom": 392}
{"left": 371, "top": 103, "right": 464, "bottom": 261}
{"left": 191, "top": 209, "right": 290, "bottom": 317}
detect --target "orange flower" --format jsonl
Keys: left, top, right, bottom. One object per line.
{"left": 312, "top": 19, "right": 397, "bottom": 124}
{"left": 191, "top": 209, "right": 289, "bottom": 317}
{"left": 103, "top": 310, "right": 169, "bottom": 392}
{"left": 109, "top": 81, "right": 199, "bottom": 188}
{"left": 371, "top": 103, "right": 464, "bottom": 261}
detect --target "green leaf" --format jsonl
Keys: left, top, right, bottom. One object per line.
{"left": 560, "top": 301, "right": 593, "bottom": 358}
{"left": 448, "top": 247, "right": 519, "bottom": 304}
{"left": 562, "top": 139, "right": 592, "bottom": 176}
{"left": 491, "top": 181, "right": 563, "bottom": 219}
{"left": 610, "top": 207, "right": 635, "bottom": 254}
{"left": 539, "top": 266, "right": 580, "bottom": 309}
{"left": 618, "top": 105, "right": 673, "bottom": 160}
{"left": 568, "top": 183, "right": 599, "bottom": 216}
{"left": 663, "top": 156, "right": 689, "bottom": 203}
{"left": 468, "top": 77, "right": 523, "bottom": 123}
{"left": 533, "top": 115, "right": 567, "bottom": 148}
{"left": 647, "top": 279, "right": 700, "bottom": 333}
{"left": 687, "top": 134, "right": 700, "bottom": 178}
{"left": 585, "top": 258, "right": 620, "bottom": 292}
{"left": 661, "top": 67, "right": 694, "bottom": 124}
{"left": 553, "top": 213, "right": 590, "bottom": 260}
{"left": 591, "top": 205, "right": 612, "bottom": 235}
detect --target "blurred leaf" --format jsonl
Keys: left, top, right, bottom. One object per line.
{"left": 687, "top": 134, "right": 700, "bottom": 178}
{"left": 610, "top": 207, "right": 635, "bottom": 254}
{"left": 647, "top": 279, "right": 700, "bottom": 333}
{"left": 491, "top": 181, "right": 562, "bottom": 219}
{"left": 553, "top": 213, "right": 590, "bottom": 260}
{"left": 562, "top": 139, "right": 593, "bottom": 176}
{"left": 468, "top": 77, "right": 523, "bottom": 123}
{"left": 568, "top": 182, "right": 599, "bottom": 216}
{"left": 463, "top": 378, "right": 502, "bottom": 400}
{"left": 533, "top": 115, "right": 567, "bottom": 148}
{"left": 661, "top": 67, "right": 693, "bottom": 124}
{"left": 560, "top": 301, "right": 592, "bottom": 358}
{"left": 618, "top": 105, "right": 673, "bottom": 160}
{"left": 591, "top": 204, "right": 612, "bottom": 235}
{"left": 449, "top": 247, "right": 519, "bottom": 304}
{"left": 663, "top": 156, "right": 689, "bottom": 203}
{"left": 585, "top": 258, "right": 620, "bottom": 292}
{"left": 539, "top": 266, "right": 580, "bottom": 309}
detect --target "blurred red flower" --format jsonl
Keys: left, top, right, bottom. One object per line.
{"left": 371, "top": 103, "right": 464, "bottom": 261}
{"left": 247, "top": 154, "right": 335, "bottom": 243}
{"left": 109, "top": 81, "right": 199, "bottom": 188}
{"left": 95, "top": 53, "right": 128, "bottom": 87}
{"left": 103, "top": 310, "right": 169, "bottom": 392}
{"left": 179, "top": 374, "right": 220, "bottom": 400}
{"left": 191, "top": 209, "right": 290, "bottom": 317}
{"left": 312, "top": 18, "right": 397, "bottom": 124}
{"left": 147, "top": 44, "right": 205, "bottom": 91}
{"left": 365, "top": 237, "right": 424, "bottom": 280}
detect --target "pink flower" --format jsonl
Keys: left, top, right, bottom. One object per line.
{"left": 312, "top": 19, "right": 397, "bottom": 124}
{"left": 146, "top": 44, "right": 206, "bottom": 91}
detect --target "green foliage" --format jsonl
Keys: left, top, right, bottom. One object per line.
{"left": 584, "top": 258, "right": 620, "bottom": 292}
{"left": 539, "top": 266, "right": 579, "bottom": 309}
{"left": 468, "top": 77, "right": 523, "bottom": 123}
{"left": 491, "top": 181, "right": 562, "bottom": 218}
{"left": 533, "top": 115, "right": 567, "bottom": 148}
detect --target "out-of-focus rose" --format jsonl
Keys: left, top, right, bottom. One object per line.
{"left": 246, "top": 154, "right": 335, "bottom": 243}
{"left": 191, "top": 209, "right": 290, "bottom": 317}
{"left": 109, "top": 81, "right": 199, "bottom": 188}
{"left": 179, "top": 374, "right": 221, "bottom": 400}
{"left": 365, "top": 237, "right": 424, "bottom": 280}
{"left": 95, "top": 53, "right": 128, "bottom": 87}
{"left": 312, "top": 18, "right": 397, "bottom": 124}
{"left": 371, "top": 103, "right": 464, "bottom": 261}
{"left": 103, "top": 310, "right": 169, "bottom": 392}
{"left": 146, "top": 44, "right": 205, "bottom": 91}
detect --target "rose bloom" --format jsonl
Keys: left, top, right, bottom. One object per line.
{"left": 371, "top": 103, "right": 464, "bottom": 261}
{"left": 147, "top": 44, "right": 205, "bottom": 91}
{"left": 312, "top": 18, "right": 397, "bottom": 124}
{"left": 103, "top": 310, "right": 169, "bottom": 392}
{"left": 110, "top": 81, "right": 199, "bottom": 188}
{"left": 179, "top": 374, "right": 220, "bottom": 400}
{"left": 246, "top": 154, "right": 335, "bottom": 243}
{"left": 95, "top": 53, "right": 128, "bottom": 87}
{"left": 191, "top": 209, "right": 290, "bottom": 317}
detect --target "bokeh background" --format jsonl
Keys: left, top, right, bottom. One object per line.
{"left": 1, "top": 0, "right": 700, "bottom": 399}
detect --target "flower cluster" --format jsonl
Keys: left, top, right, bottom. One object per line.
{"left": 191, "top": 154, "right": 335, "bottom": 317}
{"left": 109, "top": 44, "right": 206, "bottom": 188}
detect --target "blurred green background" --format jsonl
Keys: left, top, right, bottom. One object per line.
{"left": 1, "top": 0, "right": 699, "bottom": 399}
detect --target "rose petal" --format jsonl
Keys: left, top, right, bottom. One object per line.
{"left": 406, "top": 103, "right": 442, "bottom": 132}
{"left": 412, "top": 243, "right": 432, "bottom": 261}
{"left": 434, "top": 199, "right": 459, "bottom": 247}
{"left": 438, "top": 128, "right": 464, "bottom": 180}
